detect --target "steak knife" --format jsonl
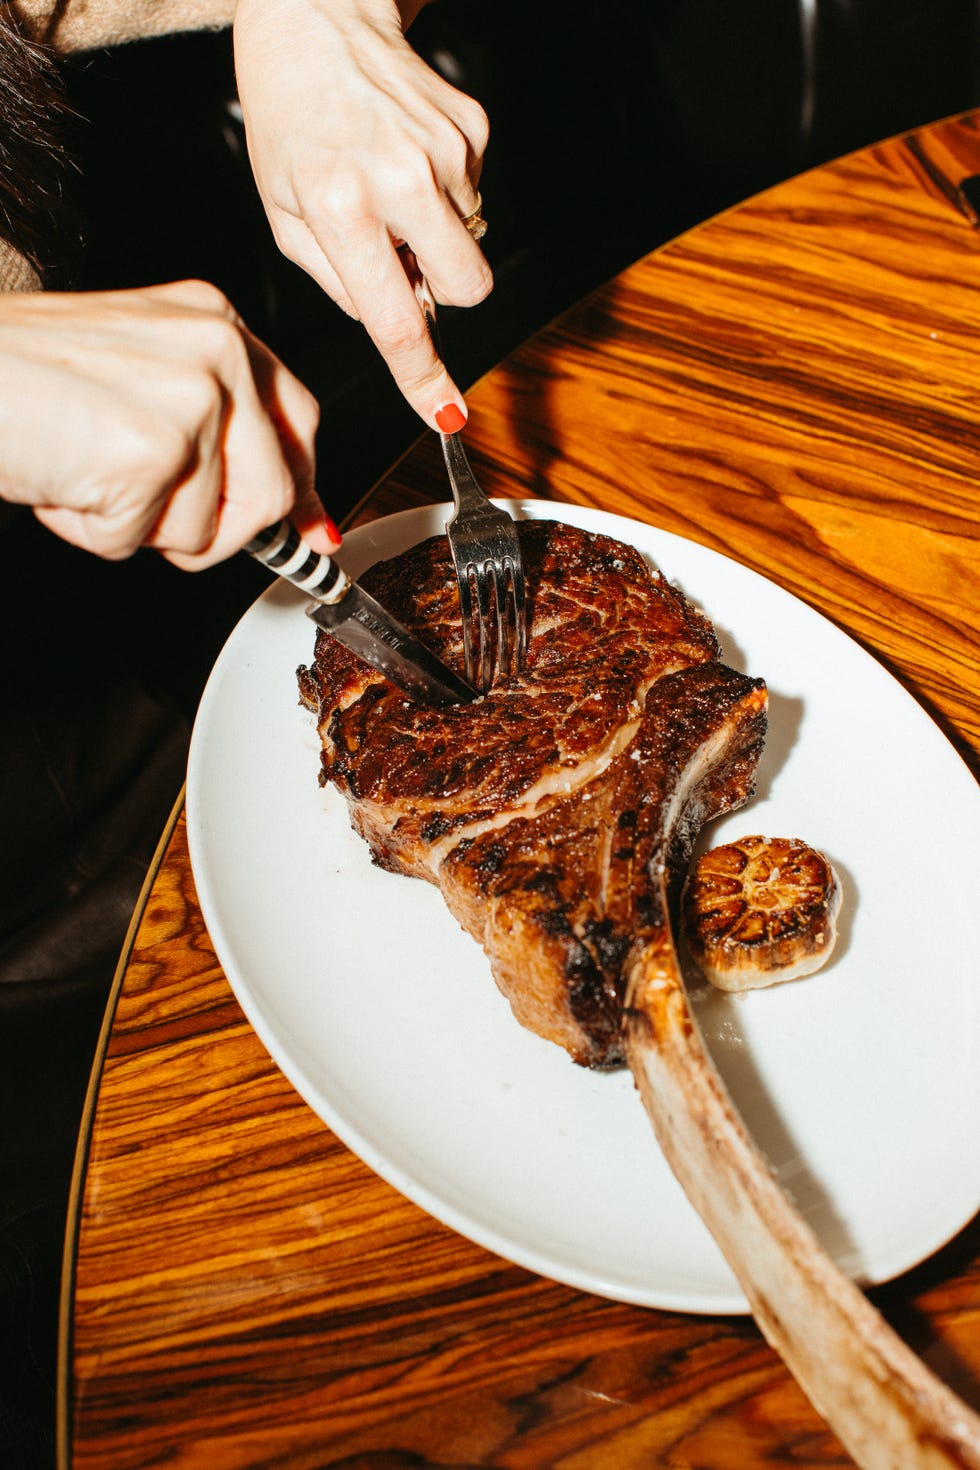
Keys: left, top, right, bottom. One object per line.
{"left": 246, "top": 520, "right": 474, "bottom": 707}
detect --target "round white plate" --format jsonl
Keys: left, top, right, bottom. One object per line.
{"left": 187, "top": 500, "right": 980, "bottom": 1313}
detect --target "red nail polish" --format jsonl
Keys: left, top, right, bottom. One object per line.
{"left": 324, "top": 514, "right": 342, "bottom": 546}
{"left": 435, "top": 403, "right": 466, "bottom": 434}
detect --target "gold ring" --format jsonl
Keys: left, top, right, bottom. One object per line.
{"left": 461, "top": 192, "right": 487, "bottom": 241}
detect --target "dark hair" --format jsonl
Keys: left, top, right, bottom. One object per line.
{"left": 0, "top": 12, "right": 73, "bottom": 280}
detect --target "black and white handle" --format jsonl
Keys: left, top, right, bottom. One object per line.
{"left": 245, "top": 520, "right": 351, "bottom": 605}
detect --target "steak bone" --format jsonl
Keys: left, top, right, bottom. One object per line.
{"left": 626, "top": 918, "right": 980, "bottom": 1469}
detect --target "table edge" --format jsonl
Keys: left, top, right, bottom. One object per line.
{"left": 55, "top": 787, "right": 187, "bottom": 1470}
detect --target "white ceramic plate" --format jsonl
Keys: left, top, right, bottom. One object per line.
{"left": 187, "top": 501, "right": 980, "bottom": 1314}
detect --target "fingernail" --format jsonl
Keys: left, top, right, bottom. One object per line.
{"left": 435, "top": 403, "right": 466, "bottom": 434}
{"left": 324, "top": 514, "right": 342, "bottom": 547}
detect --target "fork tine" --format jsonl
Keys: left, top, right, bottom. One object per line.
{"left": 452, "top": 551, "right": 498, "bottom": 694}
{"left": 505, "top": 554, "right": 527, "bottom": 675}
{"left": 472, "top": 562, "right": 494, "bottom": 693}
{"left": 455, "top": 557, "right": 478, "bottom": 690}
{"left": 492, "top": 557, "right": 521, "bottom": 679}
{"left": 494, "top": 568, "right": 513, "bottom": 680}
{"left": 441, "top": 434, "right": 527, "bottom": 691}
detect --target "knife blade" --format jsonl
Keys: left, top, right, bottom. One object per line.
{"left": 245, "top": 519, "right": 474, "bottom": 707}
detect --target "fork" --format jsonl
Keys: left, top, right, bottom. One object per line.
{"left": 403, "top": 252, "right": 528, "bottom": 693}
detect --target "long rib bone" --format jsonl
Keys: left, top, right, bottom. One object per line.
{"left": 625, "top": 878, "right": 980, "bottom": 1470}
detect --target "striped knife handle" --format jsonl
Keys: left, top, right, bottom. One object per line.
{"left": 245, "top": 519, "right": 351, "bottom": 605}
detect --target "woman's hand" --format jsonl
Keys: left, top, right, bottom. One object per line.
{"left": 0, "top": 280, "right": 335, "bottom": 567}
{"left": 233, "top": 0, "right": 492, "bottom": 430}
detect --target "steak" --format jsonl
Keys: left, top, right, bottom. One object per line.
{"left": 297, "top": 518, "right": 768, "bottom": 1067}
{"left": 296, "top": 517, "right": 980, "bottom": 1464}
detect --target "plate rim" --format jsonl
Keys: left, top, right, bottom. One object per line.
{"left": 187, "top": 498, "right": 980, "bottom": 1314}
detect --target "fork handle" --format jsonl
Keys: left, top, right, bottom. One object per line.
{"left": 402, "top": 256, "right": 489, "bottom": 517}
{"left": 440, "top": 430, "right": 493, "bottom": 519}
{"left": 245, "top": 519, "right": 351, "bottom": 605}
{"left": 400, "top": 247, "right": 444, "bottom": 358}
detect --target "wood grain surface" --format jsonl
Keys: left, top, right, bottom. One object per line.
{"left": 62, "top": 112, "right": 980, "bottom": 1469}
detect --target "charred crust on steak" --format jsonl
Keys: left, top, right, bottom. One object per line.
{"left": 438, "top": 661, "right": 766, "bottom": 1065}
{"left": 299, "top": 522, "right": 721, "bottom": 823}
{"left": 298, "top": 520, "right": 768, "bottom": 1068}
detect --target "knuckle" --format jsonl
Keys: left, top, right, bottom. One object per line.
{"left": 454, "top": 259, "right": 494, "bottom": 307}
{"left": 183, "top": 520, "right": 220, "bottom": 556}
{"left": 189, "top": 278, "right": 235, "bottom": 316}
{"left": 295, "top": 384, "right": 321, "bottom": 438}
{"left": 92, "top": 513, "right": 143, "bottom": 560}
{"left": 268, "top": 211, "right": 310, "bottom": 267}
{"left": 307, "top": 174, "right": 376, "bottom": 238}
{"left": 458, "top": 97, "right": 490, "bottom": 155}
{"left": 162, "top": 278, "right": 235, "bottom": 316}
{"left": 370, "top": 306, "right": 429, "bottom": 364}
{"left": 438, "top": 118, "right": 480, "bottom": 178}
{"left": 74, "top": 484, "right": 149, "bottom": 560}
{"left": 431, "top": 99, "right": 489, "bottom": 174}
{"left": 195, "top": 319, "right": 249, "bottom": 394}
{"left": 396, "top": 353, "right": 451, "bottom": 403}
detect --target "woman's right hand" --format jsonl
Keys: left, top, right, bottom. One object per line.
{"left": 233, "top": 0, "right": 492, "bottom": 432}
{"left": 0, "top": 279, "right": 335, "bottom": 568}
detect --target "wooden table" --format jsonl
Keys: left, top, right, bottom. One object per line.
{"left": 61, "top": 112, "right": 980, "bottom": 1468}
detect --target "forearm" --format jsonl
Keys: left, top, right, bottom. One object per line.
{"left": 9, "top": 0, "right": 431, "bottom": 55}
{"left": 9, "top": 0, "right": 236, "bottom": 54}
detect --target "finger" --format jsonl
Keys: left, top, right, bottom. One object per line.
{"left": 32, "top": 503, "right": 148, "bottom": 561}
{"left": 410, "top": 226, "right": 492, "bottom": 312}
{"left": 293, "top": 488, "right": 342, "bottom": 553}
{"left": 240, "top": 326, "right": 335, "bottom": 549}
{"left": 268, "top": 211, "right": 361, "bottom": 320}
{"left": 158, "top": 453, "right": 291, "bottom": 572}
{"left": 320, "top": 224, "right": 463, "bottom": 427}
{"left": 159, "top": 447, "right": 293, "bottom": 571}
{"left": 267, "top": 123, "right": 491, "bottom": 307}
{"left": 399, "top": 73, "right": 489, "bottom": 220}
{"left": 383, "top": 168, "right": 493, "bottom": 309}
{"left": 160, "top": 349, "right": 314, "bottom": 572}
{"left": 241, "top": 326, "right": 320, "bottom": 487}
{"left": 431, "top": 148, "right": 485, "bottom": 241}
{"left": 30, "top": 418, "right": 202, "bottom": 561}
{"left": 362, "top": 276, "right": 462, "bottom": 430}
{"left": 144, "top": 440, "right": 232, "bottom": 560}
{"left": 253, "top": 367, "right": 340, "bottom": 554}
